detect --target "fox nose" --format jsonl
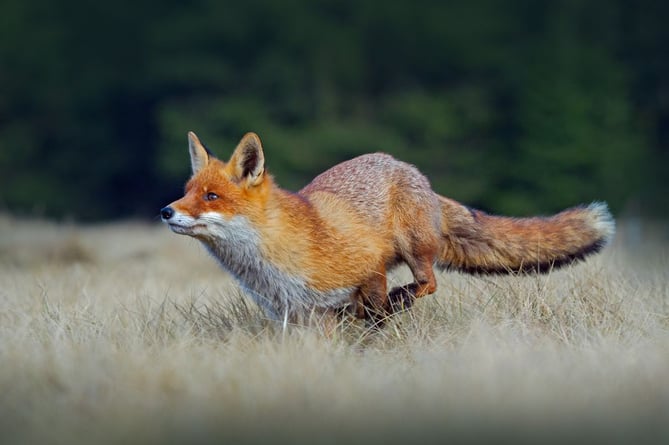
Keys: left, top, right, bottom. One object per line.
{"left": 160, "top": 206, "right": 174, "bottom": 220}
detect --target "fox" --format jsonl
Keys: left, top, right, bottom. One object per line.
{"left": 161, "top": 132, "right": 615, "bottom": 327}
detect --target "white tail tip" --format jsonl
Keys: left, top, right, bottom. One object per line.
{"left": 586, "top": 201, "right": 616, "bottom": 246}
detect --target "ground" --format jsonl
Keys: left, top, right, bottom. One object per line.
{"left": 0, "top": 214, "right": 667, "bottom": 444}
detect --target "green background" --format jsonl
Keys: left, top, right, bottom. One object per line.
{"left": 1, "top": 0, "right": 667, "bottom": 220}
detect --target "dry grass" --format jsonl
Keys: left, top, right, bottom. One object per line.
{"left": 0, "top": 214, "right": 668, "bottom": 444}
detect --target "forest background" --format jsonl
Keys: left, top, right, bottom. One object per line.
{"left": 1, "top": 0, "right": 668, "bottom": 221}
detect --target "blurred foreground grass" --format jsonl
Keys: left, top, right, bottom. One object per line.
{"left": 0, "top": 214, "right": 668, "bottom": 444}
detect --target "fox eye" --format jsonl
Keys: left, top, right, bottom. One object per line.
{"left": 204, "top": 192, "right": 219, "bottom": 201}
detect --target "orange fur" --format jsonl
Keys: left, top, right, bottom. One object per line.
{"left": 161, "top": 132, "right": 615, "bottom": 326}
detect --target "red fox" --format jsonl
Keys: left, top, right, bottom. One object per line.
{"left": 161, "top": 132, "right": 615, "bottom": 326}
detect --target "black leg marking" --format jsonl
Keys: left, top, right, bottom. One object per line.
{"left": 388, "top": 283, "right": 419, "bottom": 314}
{"left": 363, "top": 283, "right": 421, "bottom": 330}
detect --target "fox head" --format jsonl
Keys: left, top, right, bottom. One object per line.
{"left": 161, "top": 132, "right": 270, "bottom": 240}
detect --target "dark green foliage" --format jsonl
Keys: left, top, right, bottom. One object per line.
{"left": 0, "top": 0, "right": 666, "bottom": 219}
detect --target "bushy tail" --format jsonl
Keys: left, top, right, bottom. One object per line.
{"left": 437, "top": 197, "right": 615, "bottom": 274}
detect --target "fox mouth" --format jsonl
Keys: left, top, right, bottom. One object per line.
{"left": 167, "top": 222, "right": 205, "bottom": 235}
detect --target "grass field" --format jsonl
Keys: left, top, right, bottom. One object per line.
{"left": 1, "top": 214, "right": 668, "bottom": 444}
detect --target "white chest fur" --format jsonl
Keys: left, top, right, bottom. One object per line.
{"left": 199, "top": 213, "right": 353, "bottom": 320}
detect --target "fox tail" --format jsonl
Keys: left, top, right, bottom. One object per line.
{"left": 437, "top": 197, "right": 615, "bottom": 274}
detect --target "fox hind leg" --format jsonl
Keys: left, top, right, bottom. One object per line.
{"left": 388, "top": 249, "right": 438, "bottom": 315}
{"left": 351, "top": 249, "right": 439, "bottom": 328}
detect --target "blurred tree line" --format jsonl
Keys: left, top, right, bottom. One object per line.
{"left": 1, "top": 0, "right": 667, "bottom": 220}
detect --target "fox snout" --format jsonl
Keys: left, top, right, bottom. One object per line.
{"left": 160, "top": 205, "right": 197, "bottom": 236}
{"left": 160, "top": 206, "right": 174, "bottom": 221}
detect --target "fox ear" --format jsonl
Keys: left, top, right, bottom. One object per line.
{"left": 188, "top": 131, "right": 210, "bottom": 174}
{"left": 229, "top": 132, "right": 265, "bottom": 187}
